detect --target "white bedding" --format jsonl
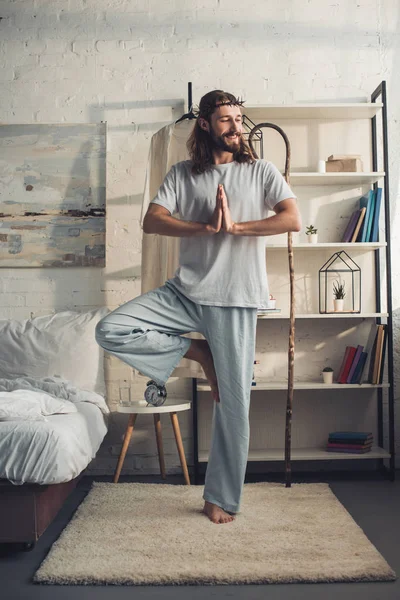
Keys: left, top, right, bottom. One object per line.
{"left": 0, "top": 377, "right": 109, "bottom": 485}
{"left": 0, "top": 389, "right": 78, "bottom": 421}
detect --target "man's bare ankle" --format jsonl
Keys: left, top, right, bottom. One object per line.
{"left": 203, "top": 501, "right": 235, "bottom": 523}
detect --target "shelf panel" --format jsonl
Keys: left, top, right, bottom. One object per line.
{"left": 266, "top": 242, "right": 387, "bottom": 249}
{"left": 196, "top": 380, "right": 389, "bottom": 391}
{"left": 198, "top": 446, "right": 390, "bottom": 462}
{"left": 244, "top": 103, "right": 383, "bottom": 120}
{"left": 286, "top": 172, "right": 384, "bottom": 186}
{"left": 256, "top": 313, "right": 388, "bottom": 319}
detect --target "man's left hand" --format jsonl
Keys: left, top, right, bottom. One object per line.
{"left": 219, "top": 184, "right": 236, "bottom": 235}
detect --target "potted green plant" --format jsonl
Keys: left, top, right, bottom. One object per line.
{"left": 322, "top": 366, "right": 334, "bottom": 384}
{"left": 333, "top": 280, "right": 345, "bottom": 311}
{"left": 305, "top": 225, "right": 318, "bottom": 244}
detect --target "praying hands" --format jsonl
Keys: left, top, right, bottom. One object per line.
{"left": 218, "top": 184, "right": 235, "bottom": 234}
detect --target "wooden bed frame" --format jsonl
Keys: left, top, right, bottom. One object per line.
{"left": 0, "top": 476, "right": 81, "bottom": 548}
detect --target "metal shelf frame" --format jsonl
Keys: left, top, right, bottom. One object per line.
{"left": 371, "top": 81, "right": 395, "bottom": 480}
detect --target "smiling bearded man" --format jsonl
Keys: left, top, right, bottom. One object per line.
{"left": 95, "top": 90, "right": 301, "bottom": 524}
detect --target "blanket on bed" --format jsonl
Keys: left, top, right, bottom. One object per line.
{"left": 0, "top": 389, "right": 79, "bottom": 421}
{"left": 0, "top": 376, "right": 109, "bottom": 485}
{"left": 0, "top": 376, "right": 109, "bottom": 417}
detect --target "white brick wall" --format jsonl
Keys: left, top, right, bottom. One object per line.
{"left": 1, "top": 0, "right": 399, "bottom": 475}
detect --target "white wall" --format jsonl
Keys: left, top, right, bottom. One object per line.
{"left": 1, "top": 0, "right": 399, "bottom": 474}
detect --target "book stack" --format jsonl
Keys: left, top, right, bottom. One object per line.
{"left": 327, "top": 431, "right": 373, "bottom": 453}
{"left": 257, "top": 308, "right": 281, "bottom": 316}
{"left": 342, "top": 188, "right": 382, "bottom": 243}
{"left": 336, "top": 323, "right": 387, "bottom": 384}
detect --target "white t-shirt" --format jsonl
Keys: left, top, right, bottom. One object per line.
{"left": 150, "top": 159, "right": 296, "bottom": 308}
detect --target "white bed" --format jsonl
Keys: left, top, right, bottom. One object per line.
{"left": 0, "top": 391, "right": 108, "bottom": 485}
{"left": 0, "top": 307, "right": 110, "bottom": 486}
{"left": 0, "top": 307, "right": 110, "bottom": 546}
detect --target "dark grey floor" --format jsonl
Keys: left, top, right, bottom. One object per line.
{"left": 1, "top": 472, "right": 399, "bottom": 600}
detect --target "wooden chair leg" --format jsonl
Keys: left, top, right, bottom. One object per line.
{"left": 153, "top": 413, "right": 166, "bottom": 479}
{"left": 113, "top": 413, "right": 137, "bottom": 483}
{"left": 170, "top": 412, "right": 190, "bottom": 485}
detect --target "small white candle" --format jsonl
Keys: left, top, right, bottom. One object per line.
{"left": 318, "top": 160, "right": 326, "bottom": 173}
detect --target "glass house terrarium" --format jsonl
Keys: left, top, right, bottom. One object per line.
{"left": 319, "top": 251, "right": 361, "bottom": 314}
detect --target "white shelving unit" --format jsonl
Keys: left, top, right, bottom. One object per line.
{"left": 286, "top": 172, "right": 384, "bottom": 186}
{"left": 192, "top": 88, "right": 394, "bottom": 482}
{"left": 244, "top": 103, "right": 383, "bottom": 120}
{"left": 196, "top": 379, "right": 390, "bottom": 391}
{"left": 266, "top": 243, "right": 387, "bottom": 249}
{"left": 256, "top": 312, "right": 389, "bottom": 319}
{"left": 199, "top": 447, "right": 390, "bottom": 462}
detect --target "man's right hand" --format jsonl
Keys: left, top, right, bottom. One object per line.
{"left": 143, "top": 186, "right": 224, "bottom": 237}
{"left": 207, "top": 184, "right": 223, "bottom": 235}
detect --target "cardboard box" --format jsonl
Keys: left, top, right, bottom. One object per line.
{"left": 327, "top": 154, "right": 361, "bottom": 161}
{"left": 325, "top": 158, "right": 363, "bottom": 172}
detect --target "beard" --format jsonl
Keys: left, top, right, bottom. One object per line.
{"left": 210, "top": 128, "right": 241, "bottom": 154}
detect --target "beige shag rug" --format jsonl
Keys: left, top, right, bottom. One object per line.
{"left": 34, "top": 482, "right": 396, "bottom": 586}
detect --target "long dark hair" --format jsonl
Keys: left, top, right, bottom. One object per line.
{"left": 187, "top": 90, "right": 256, "bottom": 175}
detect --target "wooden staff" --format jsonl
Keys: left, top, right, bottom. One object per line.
{"left": 248, "top": 124, "right": 295, "bottom": 488}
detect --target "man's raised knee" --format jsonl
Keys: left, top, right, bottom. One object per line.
{"left": 95, "top": 318, "right": 111, "bottom": 345}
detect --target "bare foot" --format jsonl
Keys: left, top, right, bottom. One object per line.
{"left": 184, "top": 339, "right": 219, "bottom": 402}
{"left": 203, "top": 501, "right": 235, "bottom": 524}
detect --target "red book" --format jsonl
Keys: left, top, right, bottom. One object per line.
{"left": 337, "top": 346, "right": 351, "bottom": 382}
{"left": 327, "top": 442, "right": 372, "bottom": 450}
{"left": 326, "top": 447, "right": 371, "bottom": 454}
{"left": 339, "top": 346, "right": 357, "bottom": 383}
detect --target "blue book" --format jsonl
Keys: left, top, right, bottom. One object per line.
{"left": 365, "top": 190, "right": 376, "bottom": 242}
{"left": 370, "top": 187, "right": 382, "bottom": 243}
{"left": 342, "top": 210, "right": 360, "bottom": 243}
{"left": 361, "top": 323, "right": 379, "bottom": 383}
{"left": 342, "top": 208, "right": 361, "bottom": 242}
{"left": 358, "top": 190, "right": 374, "bottom": 242}
{"left": 329, "top": 431, "right": 373, "bottom": 440}
{"left": 352, "top": 352, "right": 368, "bottom": 383}
{"left": 346, "top": 345, "right": 363, "bottom": 383}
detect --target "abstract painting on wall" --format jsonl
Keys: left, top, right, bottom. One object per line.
{"left": 0, "top": 123, "right": 106, "bottom": 267}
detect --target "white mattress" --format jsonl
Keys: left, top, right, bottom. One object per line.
{"left": 0, "top": 401, "right": 108, "bottom": 485}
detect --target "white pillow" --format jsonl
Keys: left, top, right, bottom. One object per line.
{"left": 0, "top": 389, "right": 78, "bottom": 421}
{"left": 0, "top": 308, "right": 109, "bottom": 396}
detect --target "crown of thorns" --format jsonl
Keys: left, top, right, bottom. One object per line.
{"left": 193, "top": 97, "right": 246, "bottom": 118}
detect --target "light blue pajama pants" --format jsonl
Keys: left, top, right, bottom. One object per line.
{"left": 95, "top": 281, "right": 257, "bottom": 513}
